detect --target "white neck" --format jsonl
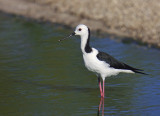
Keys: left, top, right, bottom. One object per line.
{"left": 80, "top": 33, "right": 89, "bottom": 54}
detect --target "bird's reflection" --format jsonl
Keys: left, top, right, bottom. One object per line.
{"left": 97, "top": 97, "right": 104, "bottom": 116}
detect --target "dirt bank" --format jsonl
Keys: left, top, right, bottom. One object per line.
{"left": 0, "top": 0, "right": 160, "bottom": 48}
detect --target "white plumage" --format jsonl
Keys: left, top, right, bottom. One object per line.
{"left": 83, "top": 48, "right": 134, "bottom": 80}
{"left": 59, "top": 24, "right": 147, "bottom": 97}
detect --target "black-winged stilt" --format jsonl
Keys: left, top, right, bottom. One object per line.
{"left": 59, "top": 24, "right": 147, "bottom": 97}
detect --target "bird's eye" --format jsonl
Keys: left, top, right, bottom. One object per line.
{"left": 78, "top": 28, "right": 82, "bottom": 31}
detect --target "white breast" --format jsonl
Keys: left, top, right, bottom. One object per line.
{"left": 83, "top": 48, "right": 109, "bottom": 75}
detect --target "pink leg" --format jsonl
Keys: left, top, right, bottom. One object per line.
{"left": 98, "top": 96, "right": 104, "bottom": 115}
{"left": 102, "top": 79, "right": 105, "bottom": 98}
{"left": 98, "top": 77, "right": 103, "bottom": 97}
{"left": 98, "top": 97, "right": 103, "bottom": 111}
{"left": 102, "top": 97, "right": 104, "bottom": 116}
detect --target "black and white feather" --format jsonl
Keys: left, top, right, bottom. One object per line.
{"left": 59, "top": 24, "right": 148, "bottom": 97}
{"left": 62, "top": 24, "right": 147, "bottom": 81}
{"left": 97, "top": 51, "right": 147, "bottom": 75}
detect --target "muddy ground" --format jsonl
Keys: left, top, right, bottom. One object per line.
{"left": 0, "top": 0, "right": 160, "bottom": 48}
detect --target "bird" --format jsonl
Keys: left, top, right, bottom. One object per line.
{"left": 59, "top": 24, "right": 147, "bottom": 98}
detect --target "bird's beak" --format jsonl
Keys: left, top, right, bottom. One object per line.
{"left": 58, "top": 32, "right": 76, "bottom": 42}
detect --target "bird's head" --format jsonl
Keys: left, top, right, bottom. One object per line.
{"left": 58, "top": 24, "right": 89, "bottom": 41}
{"left": 74, "top": 24, "right": 89, "bottom": 36}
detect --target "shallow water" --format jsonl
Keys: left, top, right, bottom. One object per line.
{"left": 0, "top": 13, "right": 160, "bottom": 116}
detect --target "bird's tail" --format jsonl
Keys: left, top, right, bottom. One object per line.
{"left": 124, "top": 63, "right": 148, "bottom": 75}
{"left": 133, "top": 68, "right": 149, "bottom": 75}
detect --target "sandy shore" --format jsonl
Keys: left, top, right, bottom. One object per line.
{"left": 0, "top": 0, "right": 160, "bottom": 48}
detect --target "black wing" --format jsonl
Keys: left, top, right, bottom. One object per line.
{"left": 97, "top": 51, "right": 147, "bottom": 75}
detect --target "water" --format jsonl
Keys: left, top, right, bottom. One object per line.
{"left": 0, "top": 13, "right": 160, "bottom": 116}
